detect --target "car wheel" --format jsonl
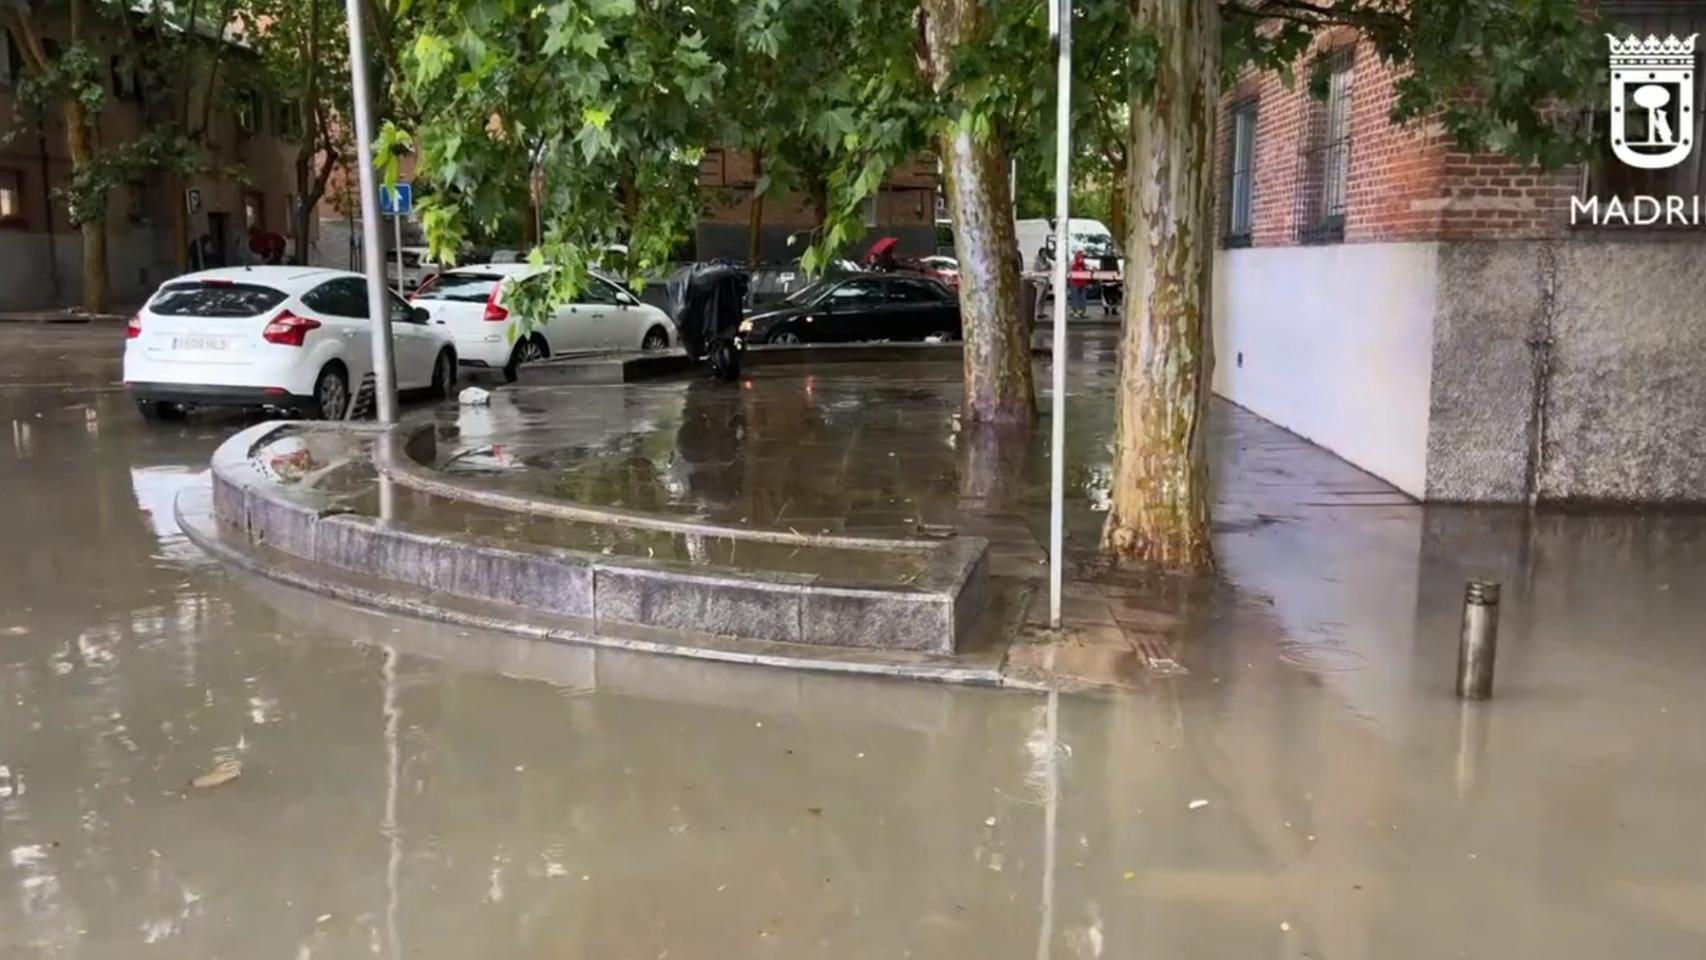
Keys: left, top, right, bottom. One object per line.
{"left": 641, "top": 326, "right": 670, "bottom": 351}
{"left": 771, "top": 330, "right": 802, "bottom": 345}
{"left": 430, "top": 349, "right": 457, "bottom": 399}
{"left": 136, "top": 399, "right": 187, "bottom": 422}
{"left": 503, "top": 336, "right": 547, "bottom": 382}
{"left": 309, "top": 364, "right": 351, "bottom": 421}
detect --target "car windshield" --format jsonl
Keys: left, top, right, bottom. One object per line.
{"left": 1073, "top": 232, "right": 1119, "bottom": 258}
{"left": 414, "top": 272, "right": 505, "bottom": 303}
{"left": 782, "top": 279, "right": 837, "bottom": 305}
{"left": 149, "top": 281, "right": 288, "bottom": 317}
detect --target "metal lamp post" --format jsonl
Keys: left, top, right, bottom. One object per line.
{"left": 1047, "top": 0, "right": 1071, "bottom": 628}
{"left": 343, "top": 0, "right": 399, "bottom": 423}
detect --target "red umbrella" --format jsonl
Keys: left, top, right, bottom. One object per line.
{"left": 863, "top": 236, "right": 899, "bottom": 263}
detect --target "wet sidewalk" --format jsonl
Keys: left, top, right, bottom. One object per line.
{"left": 425, "top": 344, "right": 1417, "bottom": 686}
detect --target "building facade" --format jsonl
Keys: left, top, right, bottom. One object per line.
{"left": 0, "top": 17, "right": 306, "bottom": 311}
{"left": 1213, "top": 4, "right": 1706, "bottom": 504}
{"left": 695, "top": 149, "right": 939, "bottom": 262}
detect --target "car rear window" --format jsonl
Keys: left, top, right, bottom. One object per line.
{"left": 413, "top": 273, "right": 505, "bottom": 303}
{"left": 149, "top": 282, "right": 288, "bottom": 317}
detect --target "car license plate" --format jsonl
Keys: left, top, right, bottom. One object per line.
{"left": 172, "top": 336, "right": 230, "bottom": 351}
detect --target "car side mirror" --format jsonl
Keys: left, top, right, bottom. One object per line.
{"left": 616, "top": 291, "right": 638, "bottom": 307}
{"left": 411, "top": 306, "right": 430, "bottom": 324}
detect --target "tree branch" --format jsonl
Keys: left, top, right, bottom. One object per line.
{"left": 1222, "top": 0, "right": 1406, "bottom": 32}
{"left": 9, "top": 6, "right": 50, "bottom": 74}
{"left": 195, "top": 0, "right": 240, "bottom": 139}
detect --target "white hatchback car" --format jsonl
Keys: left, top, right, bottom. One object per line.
{"left": 410, "top": 264, "right": 676, "bottom": 381}
{"left": 124, "top": 266, "right": 458, "bottom": 421}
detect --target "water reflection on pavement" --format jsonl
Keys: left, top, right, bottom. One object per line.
{"left": 1, "top": 327, "right": 1702, "bottom": 958}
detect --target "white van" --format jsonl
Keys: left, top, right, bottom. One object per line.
{"left": 1014, "top": 217, "right": 1124, "bottom": 315}
{"left": 1014, "top": 217, "right": 1122, "bottom": 270}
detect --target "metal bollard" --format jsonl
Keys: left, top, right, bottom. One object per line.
{"left": 1455, "top": 580, "right": 1501, "bottom": 700}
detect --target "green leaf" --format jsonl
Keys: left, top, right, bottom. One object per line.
{"left": 412, "top": 33, "right": 455, "bottom": 84}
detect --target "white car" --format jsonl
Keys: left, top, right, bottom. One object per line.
{"left": 123, "top": 266, "right": 459, "bottom": 421}
{"left": 384, "top": 246, "right": 440, "bottom": 292}
{"left": 410, "top": 264, "right": 676, "bottom": 382}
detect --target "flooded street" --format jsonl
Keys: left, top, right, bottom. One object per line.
{"left": 2, "top": 326, "right": 1703, "bottom": 958}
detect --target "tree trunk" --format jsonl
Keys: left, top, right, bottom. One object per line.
{"left": 921, "top": 0, "right": 1034, "bottom": 425}
{"left": 808, "top": 176, "right": 829, "bottom": 234}
{"left": 63, "top": 0, "right": 108, "bottom": 312}
{"left": 170, "top": 172, "right": 189, "bottom": 271}
{"left": 747, "top": 148, "right": 765, "bottom": 267}
{"left": 619, "top": 174, "right": 639, "bottom": 240}
{"left": 1108, "top": 174, "right": 1126, "bottom": 250}
{"left": 1101, "top": 0, "right": 1219, "bottom": 571}
{"left": 79, "top": 221, "right": 108, "bottom": 313}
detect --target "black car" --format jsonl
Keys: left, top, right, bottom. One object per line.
{"left": 740, "top": 275, "right": 961, "bottom": 345}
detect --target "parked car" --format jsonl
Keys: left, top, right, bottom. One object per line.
{"left": 123, "top": 267, "right": 458, "bottom": 421}
{"left": 384, "top": 246, "right": 441, "bottom": 292}
{"left": 411, "top": 264, "right": 677, "bottom": 381}
{"left": 739, "top": 274, "right": 960, "bottom": 345}
{"left": 913, "top": 255, "right": 959, "bottom": 289}
{"left": 746, "top": 258, "right": 862, "bottom": 310}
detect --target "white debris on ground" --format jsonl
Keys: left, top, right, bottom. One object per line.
{"left": 190, "top": 759, "right": 241, "bottom": 790}
{"left": 1187, "top": 799, "right": 1209, "bottom": 810}
{"left": 458, "top": 386, "right": 492, "bottom": 406}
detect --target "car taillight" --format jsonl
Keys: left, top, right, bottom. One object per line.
{"left": 483, "top": 287, "right": 509, "bottom": 322}
{"left": 125, "top": 314, "right": 142, "bottom": 339}
{"left": 261, "top": 310, "right": 321, "bottom": 347}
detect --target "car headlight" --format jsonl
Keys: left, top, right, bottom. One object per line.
{"left": 738, "top": 319, "right": 754, "bottom": 333}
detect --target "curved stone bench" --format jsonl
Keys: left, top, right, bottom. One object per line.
{"left": 200, "top": 420, "right": 989, "bottom": 657}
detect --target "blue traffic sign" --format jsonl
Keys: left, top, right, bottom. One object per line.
{"left": 379, "top": 182, "right": 413, "bottom": 216}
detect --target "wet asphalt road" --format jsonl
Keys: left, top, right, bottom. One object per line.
{"left": 2, "top": 324, "right": 1704, "bottom": 958}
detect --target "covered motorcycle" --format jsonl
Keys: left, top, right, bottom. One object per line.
{"left": 666, "top": 261, "right": 749, "bottom": 381}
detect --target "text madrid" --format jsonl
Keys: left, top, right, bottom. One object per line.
{"left": 1570, "top": 194, "right": 1706, "bottom": 227}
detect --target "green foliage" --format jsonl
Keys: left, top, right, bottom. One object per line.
{"left": 400, "top": 0, "right": 730, "bottom": 330}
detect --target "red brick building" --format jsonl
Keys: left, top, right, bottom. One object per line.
{"left": 1212, "top": 3, "right": 1706, "bottom": 504}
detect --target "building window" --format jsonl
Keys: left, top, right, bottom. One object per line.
{"left": 285, "top": 194, "right": 304, "bottom": 235}
{"left": 862, "top": 192, "right": 879, "bottom": 228}
{"left": 274, "top": 99, "right": 303, "bottom": 140}
{"left": 1224, "top": 98, "right": 1259, "bottom": 245}
{"left": 2, "top": 29, "right": 19, "bottom": 86}
{"left": 110, "top": 55, "right": 141, "bottom": 101}
{"left": 126, "top": 180, "right": 151, "bottom": 224}
{"left": 244, "top": 191, "right": 265, "bottom": 231}
{"left": 235, "top": 89, "right": 260, "bottom": 134}
{"left": 1584, "top": 1, "right": 1706, "bottom": 205}
{"left": 1296, "top": 46, "right": 1355, "bottom": 244}
{"left": 0, "top": 168, "right": 24, "bottom": 224}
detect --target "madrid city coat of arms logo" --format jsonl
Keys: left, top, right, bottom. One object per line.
{"left": 1607, "top": 33, "right": 1698, "bottom": 170}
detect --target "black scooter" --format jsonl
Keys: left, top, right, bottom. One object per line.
{"left": 666, "top": 262, "right": 749, "bottom": 382}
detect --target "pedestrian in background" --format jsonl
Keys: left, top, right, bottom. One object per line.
{"left": 1068, "top": 249, "right": 1089, "bottom": 318}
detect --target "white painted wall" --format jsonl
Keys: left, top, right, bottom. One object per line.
{"left": 1212, "top": 242, "right": 1438, "bottom": 496}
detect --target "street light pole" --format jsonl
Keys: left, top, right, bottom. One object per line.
{"left": 343, "top": 0, "right": 399, "bottom": 423}
{"left": 1047, "top": 0, "right": 1071, "bottom": 628}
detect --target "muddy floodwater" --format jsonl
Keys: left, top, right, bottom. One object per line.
{"left": 2, "top": 327, "right": 1702, "bottom": 958}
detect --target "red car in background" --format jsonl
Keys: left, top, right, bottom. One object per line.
{"left": 913, "top": 255, "right": 959, "bottom": 289}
